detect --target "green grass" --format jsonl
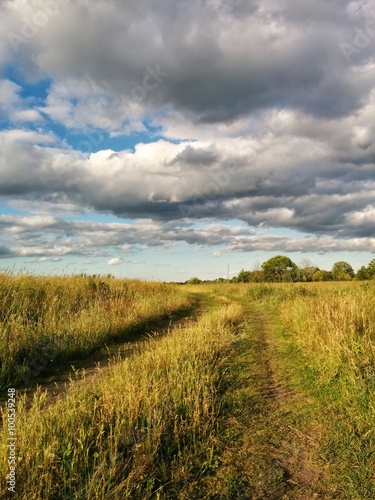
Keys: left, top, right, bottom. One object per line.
{"left": 279, "top": 282, "right": 375, "bottom": 498}
{"left": 185, "top": 301, "right": 326, "bottom": 499}
{"left": 183, "top": 281, "right": 375, "bottom": 498}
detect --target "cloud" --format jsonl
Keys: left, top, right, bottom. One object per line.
{"left": 0, "top": 79, "right": 44, "bottom": 123}
{"left": 1, "top": 93, "right": 375, "bottom": 240}
{"left": 26, "top": 257, "right": 62, "bottom": 263}
{"left": 0, "top": 94, "right": 375, "bottom": 242}
{"left": 11, "top": 109, "right": 43, "bottom": 122}
{"left": 1, "top": 213, "right": 374, "bottom": 262}
{"left": 2, "top": 0, "right": 374, "bottom": 133}
{"left": 0, "top": 79, "right": 21, "bottom": 107}
{"left": 1, "top": 0, "right": 375, "bottom": 264}
{"left": 108, "top": 257, "right": 124, "bottom": 266}
{"left": 0, "top": 246, "right": 11, "bottom": 257}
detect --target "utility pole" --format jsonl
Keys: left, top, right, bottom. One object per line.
{"left": 227, "top": 264, "right": 230, "bottom": 280}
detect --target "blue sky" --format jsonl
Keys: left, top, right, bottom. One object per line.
{"left": 1, "top": 0, "right": 375, "bottom": 281}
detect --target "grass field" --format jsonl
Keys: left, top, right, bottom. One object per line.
{"left": 0, "top": 273, "right": 194, "bottom": 390}
{"left": 1, "top": 276, "right": 375, "bottom": 498}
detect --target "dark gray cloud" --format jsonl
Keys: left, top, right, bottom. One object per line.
{"left": 0, "top": 246, "right": 11, "bottom": 256}
{"left": 2, "top": 0, "right": 375, "bottom": 127}
{"left": 171, "top": 145, "right": 220, "bottom": 166}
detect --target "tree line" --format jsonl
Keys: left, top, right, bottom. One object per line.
{"left": 186, "top": 255, "right": 375, "bottom": 284}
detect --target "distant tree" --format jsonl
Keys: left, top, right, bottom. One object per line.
{"left": 236, "top": 269, "right": 252, "bottom": 283}
{"left": 367, "top": 259, "right": 375, "bottom": 279}
{"left": 300, "top": 266, "right": 320, "bottom": 282}
{"left": 355, "top": 265, "right": 369, "bottom": 281}
{"left": 299, "top": 258, "right": 314, "bottom": 269}
{"left": 186, "top": 277, "right": 201, "bottom": 284}
{"left": 250, "top": 270, "right": 265, "bottom": 282}
{"left": 312, "top": 270, "right": 332, "bottom": 281}
{"left": 331, "top": 261, "right": 354, "bottom": 281}
{"left": 261, "top": 255, "right": 299, "bottom": 282}
{"left": 214, "top": 277, "right": 227, "bottom": 283}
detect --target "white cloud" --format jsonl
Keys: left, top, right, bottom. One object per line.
{"left": 108, "top": 257, "right": 124, "bottom": 266}
{"left": 0, "top": 79, "right": 21, "bottom": 106}
{"left": 11, "top": 109, "right": 43, "bottom": 122}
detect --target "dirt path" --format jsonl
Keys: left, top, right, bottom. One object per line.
{"left": 200, "top": 302, "right": 326, "bottom": 499}
{"left": 8, "top": 293, "right": 329, "bottom": 498}
{"left": 254, "top": 306, "right": 322, "bottom": 497}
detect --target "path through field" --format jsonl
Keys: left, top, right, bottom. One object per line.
{"left": 18, "top": 295, "right": 205, "bottom": 406}
{"left": 7, "top": 290, "right": 332, "bottom": 499}
{"left": 192, "top": 300, "right": 327, "bottom": 499}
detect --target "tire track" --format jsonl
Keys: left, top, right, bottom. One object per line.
{"left": 9, "top": 298, "right": 205, "bottom": 411}
{"left": 201, "top": 302, "right": 326, "bottom": 499}
{"left": 251, "top": 305, "right": 322, "bottom": 498}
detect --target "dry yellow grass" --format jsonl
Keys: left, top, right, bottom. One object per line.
{"left": 0, "top": 301, "right": 244, "bottom": 499}
{"left": 0, "top": 273, "right": 192, "bottom": 388}
{"left": 280, "top": 283, "right": 375, "bottom": 385}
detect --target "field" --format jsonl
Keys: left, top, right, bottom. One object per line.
{"left": 1, "top": 275, "right": 375, "bottom": 498}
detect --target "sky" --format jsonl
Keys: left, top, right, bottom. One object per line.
{"left": 0, "top": 0, "right": 375, "bottom": 281}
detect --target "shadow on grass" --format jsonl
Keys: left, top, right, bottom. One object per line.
{"left": 1, "top": 296, "right": 201, "bottom": 393}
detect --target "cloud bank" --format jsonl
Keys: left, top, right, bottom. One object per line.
{"left": 1, "top": 0, "right": 375, "bottom": 268}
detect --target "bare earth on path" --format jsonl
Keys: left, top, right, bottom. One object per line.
{"left": 195, "top": 302, "right": 328, "bottom": 499}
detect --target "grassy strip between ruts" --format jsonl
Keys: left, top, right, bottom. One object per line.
{"left": 182, "top": 300, "right": 327, "bottom": 499}
{"left": 0, "top": 301, "right": 244, "bottom": 499}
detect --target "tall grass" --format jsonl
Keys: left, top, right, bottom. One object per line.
{"left": 280, "top": 283, "right": 375, "bottom": 497}
{"left": 280, "top": 283, "right": 375, "bottom": 385}
{"left": 0, "top": 273, "right": 193, "bottom": 389}
{"left": 0, "top": 302, "right": 244, "bottom": 499}
{"left": 184, "top": 282, "right": 317, "bottom": 305}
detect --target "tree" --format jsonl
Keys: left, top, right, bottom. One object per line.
{"left": 250, "top": 270, "right": 265, "bottom": 282}
{"left": 261, "top": 255, "right": 299, "bottom": 282}
{"left": 236, "top": 269, "right": 252, "bottom": 283}
{"left": 186, "top": 277, "right": 201, "bottom": 284}
{"left": 300, "top": 266, "right": 319, "bottom": 282}
{"left": 331, "top": 261, "right": 354, "bottom": 281}
{"left": 355, "top": 265, "right": 369, "bottom": 281}
{"left": 367, "top": 259, "right": 375, "bottom": 279}
{"left": 312, "top": 270, "right": 332, "bottom": 281}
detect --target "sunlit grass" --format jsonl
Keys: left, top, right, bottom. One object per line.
{"left": 0, "top": 273, "right": 193, "bottom": 388}
{"left": 0, "top": 302, "right": 244, "bottom": 499}
{"left": 2, "top": 276, "right": 374, "bottom": 498}
{"left": 279, "top": 282, "right": 375, "bottom": 498}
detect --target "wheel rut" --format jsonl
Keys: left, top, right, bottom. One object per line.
{"left": 202, "top": 302, "right": 325, "bottom": 499}
{"left": 251, "top": 305, "right": 322, "bottom": 498}
{"left": 16, "top": 299, "right": 205, "bottom": 409}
